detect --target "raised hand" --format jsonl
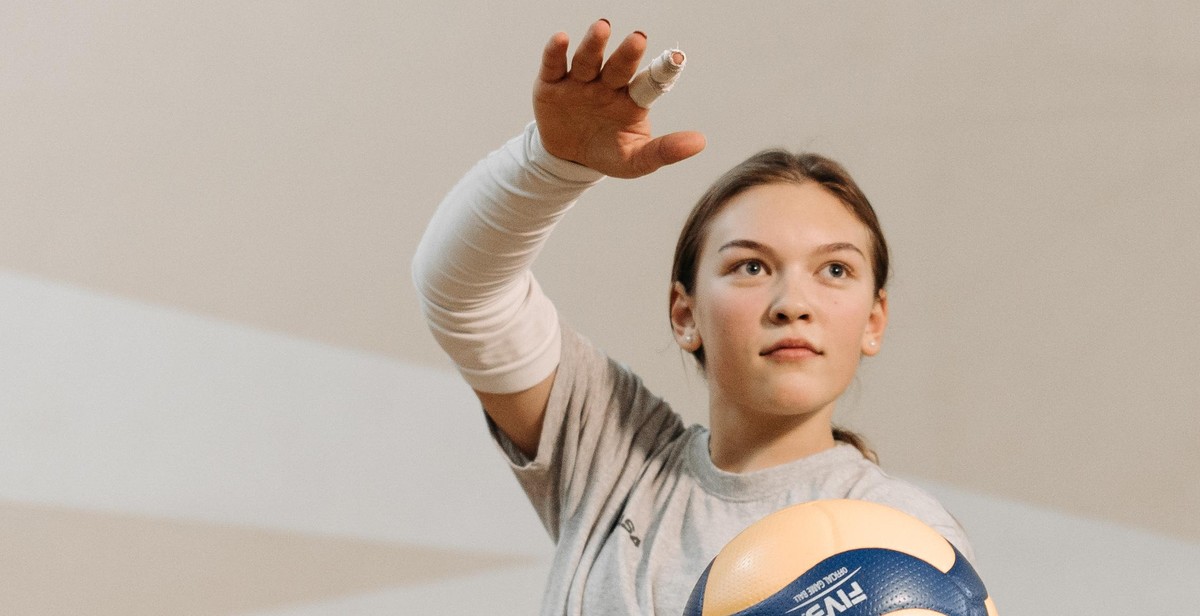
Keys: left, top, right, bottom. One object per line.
{"left": 533, "top": 20, "right": 706, "bottom": 179}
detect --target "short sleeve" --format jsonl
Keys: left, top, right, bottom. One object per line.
{"left": 486, "top": 325, "right": 687, "bottom": 542}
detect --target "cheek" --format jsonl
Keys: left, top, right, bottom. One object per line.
{"left": 693, "top": 289, "right": 764, "bottom": 374}
{"left": 698, "top": 286, "right": 762, "bottom": 336}
{"left": 824, "top": 295, "right": 875, "bottom": 343}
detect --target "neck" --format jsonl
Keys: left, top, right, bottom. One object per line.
{"left": 707, "top": 397, "right": 837, "bottom": 473}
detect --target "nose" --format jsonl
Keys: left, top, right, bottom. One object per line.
{"left": 769, "top": 277, "right": 811, "bottom": 324}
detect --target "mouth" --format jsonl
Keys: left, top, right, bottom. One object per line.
{"left": 761, "top": 338, "right": 822, "bottom": 358}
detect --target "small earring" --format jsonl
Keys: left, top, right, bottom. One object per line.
{"left": 869, "top": 340, "right": 877, "bottom": 347}
{"left": 684, "top": 334, "right": 694, "bottom": 344}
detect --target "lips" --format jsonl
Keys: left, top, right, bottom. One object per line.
{"left": 761, "top": 338, "right": 821, "bottom": 358}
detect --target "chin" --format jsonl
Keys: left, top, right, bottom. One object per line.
{"left": 756, "top": 392, "right": 834, "bottom": 419}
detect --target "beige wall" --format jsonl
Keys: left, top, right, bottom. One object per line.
{"left": 2, "top": 1, "right": 1198, "bottom": 612}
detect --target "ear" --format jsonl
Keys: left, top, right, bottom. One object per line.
{"left": 861, "top": 289, "right": 888, "bottom": 356}
{"left": 670, "top": 281, "right": 700, "bottom": 351}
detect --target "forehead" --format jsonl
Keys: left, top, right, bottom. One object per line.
{"left": 702, "top": 182, "right": 872, "bottom": 252}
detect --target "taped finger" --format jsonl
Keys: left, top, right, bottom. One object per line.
{"left": 628, "top": 48, "right": 686, "bottom": 109}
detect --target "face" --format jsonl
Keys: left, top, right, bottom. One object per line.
{"left": 670, "top": 181, "right": 888, "bottom": 421}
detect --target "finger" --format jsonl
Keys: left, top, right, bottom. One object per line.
{"left": 568, "top": 19, "right": 611, "bottom": 82}
{"left": 631, "top": 131, "right": 707, "bottom": 176}
{"left": 537, "top": 31, "right": 570, "bottom": 83}
{"left": 599, "top": 30, "right": 647, "bottom": 90}
{"left": 628, "top": 49, "right": 686, "bottom": 108}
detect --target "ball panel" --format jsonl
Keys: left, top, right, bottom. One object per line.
{"left": 810, "top": 500, "right": 957, "bottom": 572}
{"left": 687, "top": 500, "right": 996, "bottom": 616}
{"left": 701, "top": 500, "right": 957, "bottom": 615}
{"left": 701, "top": 501, "right": 838, "bottom": 615}
{"left": 705, "top": 547, "right": 987, "bottom": 616}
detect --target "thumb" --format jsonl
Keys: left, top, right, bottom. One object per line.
{"left": 629, "top": 131, "right": 707, "bottom": 177}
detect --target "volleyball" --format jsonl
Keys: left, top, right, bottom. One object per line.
{"left": 683, "top": 500, "right": 997, "bottom": 616}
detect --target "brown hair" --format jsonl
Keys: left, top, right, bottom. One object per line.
{"left": 670, "top": 149, "right": 888, "bottom": 464}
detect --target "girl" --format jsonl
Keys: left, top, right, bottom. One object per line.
{"left": 413, "top": 20, "right": 973, "bottom": 616}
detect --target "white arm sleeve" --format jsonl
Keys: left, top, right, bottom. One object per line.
{"left": 412, "top": 122, "right": 604, "bottom": 394}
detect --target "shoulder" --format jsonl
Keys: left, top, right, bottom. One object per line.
{"left": 840, "top": 461, "right": 975, "bottom": 561}
{"left": 556, "top": 325, "right": 673, "bottom": 414}
{"left": 544, "top": 323, "right": 688, "bottom": 450}
{"left": 799, "top": 446, "right": 973, "bottom": 560}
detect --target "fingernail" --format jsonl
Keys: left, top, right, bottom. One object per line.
{"left": 599, "top": 18, "right": 610, "bottom": 26}
{"left": 633, "top": 30, "right": 647, "bottom": 39}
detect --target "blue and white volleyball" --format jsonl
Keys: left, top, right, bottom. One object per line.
{"left": 683, "top": 500, "right": 997, "bottom": 616}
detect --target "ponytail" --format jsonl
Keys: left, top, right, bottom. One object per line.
{"left": 832, "top": 426, "right": 878, "bottom": 465}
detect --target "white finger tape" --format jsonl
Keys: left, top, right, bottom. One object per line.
{"left": 628, "top": 48, "right": 686, "bottom": 109}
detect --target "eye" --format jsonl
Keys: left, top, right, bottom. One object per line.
{"left": 824, "top": 263, "right": 849, "bottom": 279}
{"left": 738, "top": 260, "right": 766, "bottom": 276}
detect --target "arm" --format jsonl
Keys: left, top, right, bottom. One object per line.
{"left": 412, "top": 123, "right": 601, "bottom": 455}
{"left": 413, "top": 20, "right": 705, "bottom": 457}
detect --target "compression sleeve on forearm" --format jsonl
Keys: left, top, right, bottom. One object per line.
{"left": 412, "top": 122, "right": 604, "bottom": 394}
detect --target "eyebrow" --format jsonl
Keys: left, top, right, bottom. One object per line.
{"left": 816, "top": 242, "right": 867, "bottom": 258}
{"left": 718, "top": 239, "right": 772, "bottom": 254}
{"left": 718, "top": 239, "right": 866, "bottom": 259}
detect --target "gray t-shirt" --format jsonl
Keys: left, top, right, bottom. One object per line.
{"left": 488, "top": 326, "right": 974, "bottom": 616}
